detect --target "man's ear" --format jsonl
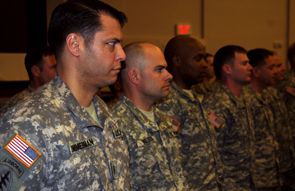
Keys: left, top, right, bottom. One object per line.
{"left": 223, "top": 63, "right": 232, "bottom": 75}
{"left": 31, "top": 65, "right": 40, "bottom": 77}
{"left": 66, "top": 33, "right": 82, "bottom": 56}
{"left": 172, "top": 55, "right": 181, "bottom": 67}
{"left": 127, "top": 68, "right": 139, "bottom": 85}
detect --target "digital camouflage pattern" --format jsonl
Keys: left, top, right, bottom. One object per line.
{"left": 0, "top": 86, "right": 33, "bottom": 117}
{"left": 0, "top": 74, "right": 130, "bottom": 191}
{"left": 191, "top": 80, "right": 220, "bottom": 101}
{"left": 203, "top": 84, "right": 256, "bottom": 191}
{"left": 155, "top": 82, "right": 219, "bottom": 191}
{"left": 112, "top": 94, "right": 188, "bottom": 191}
{"left": 263, "top": 86, "right": 295, "bottom": 189}
{"left": 241, "top": 85, "right": 280, "bottom": 189}
{"left": 277, "top": 68, "right": 295, "bottom": 143}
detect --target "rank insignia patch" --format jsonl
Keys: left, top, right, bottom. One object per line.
{"left": 0, "top": 169, "right": 12, "bottom": 191}
{"left": 5, "top": 135, "right": 41, "bottom": 169}
{"left": 169, "top": 117, "right": 180, "bottom": 132}
{"left": 209, "top": 113, "right": 223, "bottom": 129}
{"left": 113, "top": 129, "right": 123, "bottom": 139}
{"left": 286, "top": 87, "right": 295, "bottom": 97}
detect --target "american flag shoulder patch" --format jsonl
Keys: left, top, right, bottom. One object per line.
{"left": 209, "top": 113, "right": 223, "bottom": 129}
{"left": 5, "top": 134, "right": 41, "bottom": 169}
{"left": 286, "top": 87, "right": 295, "bottom": 97}
{"left": 169, "top": 117, "right": 180, "bottom": 132}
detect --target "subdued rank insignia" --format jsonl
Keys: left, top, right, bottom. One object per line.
{"left": 5, "top": 134, "right": 41, "bottom": 169}
{"left": 110, "top": 161, "right": 118, "bottom": 179}
{"left": 142, "top": 137, "right": 154, "bottom": 144}
{"left": 0, "top": 157, "right": 24, "bottom": 178}
{"left": 209, "top": 113, "right": 223, "bottom": 129}
{"left": 113, "top": 129, "right": 123, "bottom": 139}
{"left": 286, "top": 87, "right": 295, "bottom": 97}
{"left": 169, "top": 117, "right": 180, "bottom": 132}
{"left": 69, "top": 137, "right": 98, "bottom": 154}
{"left": 0, "top": 169, "right": 12, "bottom": 191}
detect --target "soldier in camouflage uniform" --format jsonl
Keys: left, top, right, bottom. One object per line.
{"left": 156, "top": 36, "right": 219, "bottom": 190}
{"left": 277, "top": 43, "right": 295, "bottom": 145}
{"left": 203, "top": 45, "right": 256, "bottom": 190}
{"left": 112, "top": 42, "right": 188, "bottom": 190}
{"left": 0, "top": 1, "right": 130, "bottom": 190}
{"left": 0, "top": 46, "right": 56, "bottom": 117}
{"left": 191, "top": 53, "right": 220, "bottom": 101}
{"left": 241, "top": 48, "right": 281, "bottom": 190}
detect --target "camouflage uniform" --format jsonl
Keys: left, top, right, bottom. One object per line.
{"left": 191, "top": 80, "right": 220, "bottom": 101}
{"left": 112, "top": 94, "right": 188, "bottom": 191}
{"left": 241, "top": 85, "right": 281, "bottom": 190}
{"left": 203, "top": 84, "right": 256, "bottom": 191}
{"left": 0, "top": 74, "right": 130, "bottom": 191}
{"left": 263, "top": 86, "right": 295, "bottom": 189}
{"left": 107, "top": 97, "right": 119, "bottom": 109}
{"left": 277, "top": 69, "right": 295, "bottom": 143}
{"left": 155, "top": 82, "right": 219, "bottom": 191}
{"left": 0, "top": 86, "right": 33, "bottom": 117}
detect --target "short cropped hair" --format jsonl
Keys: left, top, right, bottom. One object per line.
{"left": 287, "top": 42, "right": 295, "bottom": 66}
{"left": 48, "top": 0, "right": 127, "bottom": 59}
{"left": 214, "top": 45, "right": 247, "bottom": 80}
{"left": 25, "top": 46, "right": 54, "bottom": 80}
{"left": 247, "top": 48, "right": 273, "bottom": 68}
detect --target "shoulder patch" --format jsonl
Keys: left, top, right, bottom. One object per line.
{"left": 0, "top": 157, "right": 24, "bottom": 178}
{"left": 0, "top": 169, "right": 12, "bottom": 191}
{"left": 169, "top": 117, "right": 180, "bottom": 132}
{"left": 286, "top": 87, "right": 295, "bottom": 97}
{"left": 70, "top": 137, "right": 98, "bottom": 154}
{"left": 5, "top": 135, "right": 41, "bottom": 169}
{"left": 209, "top": 113, "right": 223, "bottom": 129}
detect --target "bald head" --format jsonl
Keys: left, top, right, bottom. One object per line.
{"left": 164, "top": 36, "right": 204, "bottom": 71}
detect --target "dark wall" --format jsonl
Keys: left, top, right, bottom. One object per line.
{"left": 0, "top": 0, "right": 47, "bottom": 53}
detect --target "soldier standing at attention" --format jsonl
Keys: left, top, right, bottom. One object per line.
{"left": 241, "top": 48, "right": 281, "bottom": 190}
{"left": 0, "top": 0, "right": 130, "bottom": 190}
{"left": 156, "top": 36, "right": 220, "bottom": 190}
{"left": 112, "top": 42, "right": 188, "bottom": 190}
{"left": 203, "top": 45, "right": 255, "bottom": 190}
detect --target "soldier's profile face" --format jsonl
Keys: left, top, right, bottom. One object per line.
{"left": 230, "top": 52, "right": 252, "bottom": 85}
{"left": 39, "top": 54, "right": 56, "bottom": 85}
{"left": 256, "top": 55, "right": 277, "bottom": 87}
{"left": 273, "top": 54, "right": 285, "bottom": 82}
{"left": 140, "top": 47, "right": 173, "bottom": 101}
{"left": 82, "top": 14, "right": 126, "bottom": 88}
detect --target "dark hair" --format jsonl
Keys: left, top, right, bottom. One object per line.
{"left": 287, "top": 42, "right": 295, "bottom": 66}
{"left": 25, "top": 46, "right": 54, "bottom": 80}
{"left": 48, "top": 0, "right": 127, "bottom": 59}
{"left": 247, "top": 48, "right": 273, "bottom": 68}
{"left": 214, "top": 45, "right": 247, "bottom": 80}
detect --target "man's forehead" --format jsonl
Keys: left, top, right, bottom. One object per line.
{"left": 234, "top": 52, "right": 248, "bottom": 60}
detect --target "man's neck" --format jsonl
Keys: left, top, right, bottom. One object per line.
{"left": 222, "top": 79, "right": 243, "bottom": 97}
{"left": 250, "top": 80, "right": 266, "bottom": 94}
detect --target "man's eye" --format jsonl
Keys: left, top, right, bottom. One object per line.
{"left": 108, "top": 42, "right": 115, "bottom": 46}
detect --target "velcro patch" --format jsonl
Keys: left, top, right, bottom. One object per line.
{"left": 169, "top": 117, "right": 180, "bottom": 132}
{"left": 286, "top": 87, "right": 295, "bottom": 97}
{"left": 209, "top": 113, "right": 223, "bottom": 129}
{"left": 0, "top": 157, "right": 24, "bottom": 178}
{"left": 113, "top": 129, "right": 123, "bottom": 139}
{"left": 5, "top": 134, "right": 41, "bottom": 169}
{"left": 70, "top": 137, "right": 98, "bottom": 154}
{"left": 142, "top": 136, "right": 154, "bottom": 145}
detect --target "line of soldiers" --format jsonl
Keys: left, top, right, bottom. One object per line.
{"left": 1, "top": 0, "right": 295, "bottom": 190}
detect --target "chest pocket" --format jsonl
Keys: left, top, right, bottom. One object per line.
{"left": 130, "top": 136, "right": 155, "bottom": 165}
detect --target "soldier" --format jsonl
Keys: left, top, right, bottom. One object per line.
{"left": 0, "top": 0, "right": 130, "bottom": 190}
{"left": 156, "top": 36, "right": 219, "bottom": 190}
{"left": 0, "top": 46, "right": 56, "bottom": 116}
{"left": 241, "top": 48, "right": 281, "bottom": 190}
{"left": 112, "top": 42, "right": 187, "bottom": 190}
{"left": 191, "top": 53, "right": 219, "bottom": 101}
{"left": 277, "top": 43, "right": 295, "bottom": 145}
{"left": 203, "top": 45, "right": 255, "bottom": 190}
